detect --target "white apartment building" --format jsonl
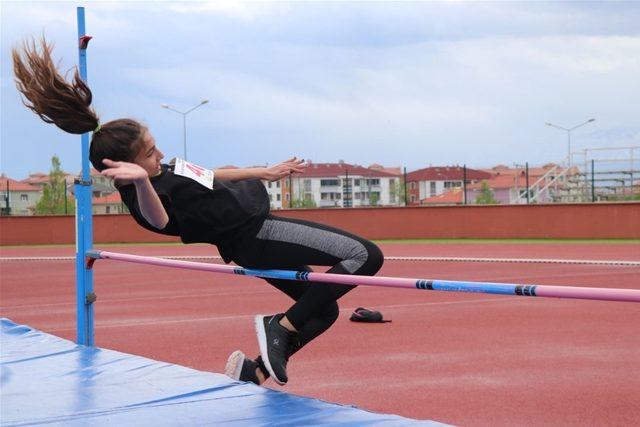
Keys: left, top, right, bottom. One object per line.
{"left": 264, "top": 178, "right": 286, "bottom": 209}
{"left": 275, "top": 162, "right": 402, "bottom": 209}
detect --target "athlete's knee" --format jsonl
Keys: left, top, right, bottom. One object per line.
{"left": 337, "top": 236, "right": 383, "bottom": 275}
{"left": 361, "top": 240, "right": 384, "bottom": 275}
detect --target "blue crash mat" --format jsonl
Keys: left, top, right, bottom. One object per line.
{"left": 0, "top": 318, "right": 445, "bottom": 426}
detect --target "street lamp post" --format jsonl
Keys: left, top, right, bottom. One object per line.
{"left": 545, "top": 118, "right": 595, "bottom": 167}
{"left": 161, "top": 100, "right": 209, "bottom": 161}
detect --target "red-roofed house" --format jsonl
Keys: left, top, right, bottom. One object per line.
{"left": 0, "top": 175, "right": 43, "bottom": 215}
{"left": 420, "top": 188, "right": 465, "bottom": 205}
{"left": 405, "top": 166, "right": 491, "bottom": 205}
{"left": 283, "top": 161, "right": 402, "bottom": 208}
{"left": 92, "top": 192, "right": 127, "bottom": 215}
{"left": 368, "top": 163, "right": 402, "bottom": 176}
{"left": 62, "top": 191, "right": 126, "bottom": 215}
{"left": 24, "top": 169, "right": 116, "bottom": 199}
{"left": 465, "top": 174, "right": 516, "bottom": 204}
{"left": 22, "top": 172, "right": 75, "bottom": 188}
{"left": 21, "top": 172, "right": 51, "bottom": 186}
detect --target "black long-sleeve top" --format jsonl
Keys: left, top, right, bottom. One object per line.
{"left": 117, "top": 164, "right": 270, "bottom": 262}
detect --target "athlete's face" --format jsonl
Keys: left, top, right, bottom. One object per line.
{"left": 134, "top": 132, "right": 164, "bottom": 177}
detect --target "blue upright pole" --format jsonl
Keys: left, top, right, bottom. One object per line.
{"left": 75, "top": 7, "right": 95, "bottom": 346}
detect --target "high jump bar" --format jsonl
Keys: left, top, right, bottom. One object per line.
{"left": 87, "top": 250, "right": 640, "bottom": 303}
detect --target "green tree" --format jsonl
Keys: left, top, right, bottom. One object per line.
{"left": 289, "top": 184, "right": 318, "bottom": 209}
{"left": 389, "top": 179, "right": 406, "bottom": 206}
{"left": 369, "top": 192, "right": 379, "bottom": 206}
{"left": 35, "top": 155, "right": 75, "bottom": 215}
{"left": 475, "top": 180, "right": 498, "bottom": 205}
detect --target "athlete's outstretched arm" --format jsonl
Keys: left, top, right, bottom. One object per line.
{"left": 101, "top": 159, "right": 169, "bottom": 229}
{"left": 214, "top": 157, "right": 306, "bottom": 182}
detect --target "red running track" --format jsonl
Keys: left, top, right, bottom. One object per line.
{"left": 1, "top": 242, "right": 639, "bottom": 426}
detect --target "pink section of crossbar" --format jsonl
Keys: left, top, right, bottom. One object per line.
{"left": 92, "top": 251, "right": 421, "bottom": 289}
{"left": 535, "top": 286, "right": 640, "bottom": 302}
{"left": 91, "top": 251, "right": 640, "bottom": 303}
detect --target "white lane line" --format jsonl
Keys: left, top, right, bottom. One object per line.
{"left": 0, "top": 288, "right": 272, "bottom": 310}
{"left": 1, "top": 255, "right": 638, "bottom": 266}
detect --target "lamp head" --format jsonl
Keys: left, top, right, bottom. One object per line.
{"left": 161, "top": 104, "right": 169, "bottom": 109}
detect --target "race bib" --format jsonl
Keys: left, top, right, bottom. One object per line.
{"left": 173, "top": 158, "right": 214, "bottom": 190}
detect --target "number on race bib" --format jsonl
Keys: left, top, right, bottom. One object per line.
{"left": 173, "top": 158, "right": 214, "bottom": 189}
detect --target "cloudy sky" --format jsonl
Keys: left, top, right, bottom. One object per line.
{"left": 1, "top": 1, "right": 639, "bottom": 178}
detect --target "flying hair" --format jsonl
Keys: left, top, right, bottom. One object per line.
{"left": 13, "top": 36, "right": 148, "bottom": 171}
{"left": 12, "top": 36, "right": 99, "bottom": 135}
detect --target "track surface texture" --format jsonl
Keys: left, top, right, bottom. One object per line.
{"left": 2, "top": 242, "right": 639, "bottom": 426}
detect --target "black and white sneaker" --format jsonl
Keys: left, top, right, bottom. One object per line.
{"left": 255, "top": 314, "right": 296, "bottom": 385}
{"left": 224, "top": 350, "right": 260, "bottom": 385}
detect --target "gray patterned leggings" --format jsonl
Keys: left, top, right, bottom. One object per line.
{"left": 231, "top": 215, "right": 384, "bottom": 357}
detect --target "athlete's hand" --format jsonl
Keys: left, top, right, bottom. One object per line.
{"left": 263, "top": 157, "right": 306, "bottom": 181}
{"left": 101, "top": 159, "right": 149, "bottom": 183}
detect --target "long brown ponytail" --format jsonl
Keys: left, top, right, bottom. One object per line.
{"left": 13, "top": 37, "right": 147, "bottom": 171}
{"left": 13, "top": 37, "right": 99, "bottom": 134}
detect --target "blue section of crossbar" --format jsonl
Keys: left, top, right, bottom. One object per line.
{"left": 239, "top": 267, "right": 303, "bottom": 281}
{"left": 0, "top": 318, "right": 446, "bottom": 426}
{"left": 430, "top": 280, "right": 519, "bottom": 295}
